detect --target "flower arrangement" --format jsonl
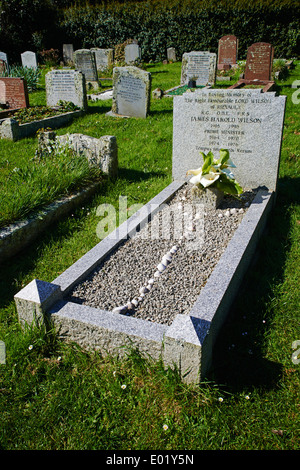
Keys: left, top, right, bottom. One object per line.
{"left": 186, "top": 149, "right": 243, "bottom": 196}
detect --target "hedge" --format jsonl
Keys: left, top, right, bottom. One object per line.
{"left": 60, "top": 0, "right": 300, "bottom": 60}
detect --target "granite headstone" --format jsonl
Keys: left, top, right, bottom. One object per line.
{"left": 109, "top": 66, "right": 151, "bottom": 118}
{"left": 181, "top": 51, "right": 217, "bottom": 86}
{"left": 217, "top": 35, "right": 238, "bottom": 70}
{"left": 21, "top": 51, "right": 38, "bottom": 69}
{"left": 125, "top": 44, "right": 141, "bottom": 64}
{"left": 167, "top": 47, "right": 176, "bottom": 62}
{"left": 63, "top": 44, "right": 74, "bottom": 65}
{"left": 244, "top": 42, "right": 274, "bottom": 82}
{"left": 45, "top": 69, "right": 87, "bottom": 110}
{"left": 91, "top": 48, "right": 114, "bottom": 71}
{"left": 74, "top": 49, "right": 98, "bottom": 86}
{"left": 172, "top": 88, "right": 286, "bottom": 191}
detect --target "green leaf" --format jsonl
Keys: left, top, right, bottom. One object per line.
{"left": 201, "top": 151, "right": 214, "bottom": 175}
{"left": 217, "top": 149, "right": 230, "bottom": 166}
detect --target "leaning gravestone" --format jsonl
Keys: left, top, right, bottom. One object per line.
{"left": 125, "top": 44, "right": 141, "bottom": 64}
{"left": 172, "top": 88, "right": 286, "bottom": 192}
{"left": 74, "top": 49, "right": 98, "bottom": 87}
{"left": 63, "top": 44, "right": 74, "bottom": 65}
{"left": 217, "top": 35, "right": 238, "bottom": 70}
{"left": 91, "top": 48, "right": 114, "bottom": 71}
{"left": 181, "top": 51, "right": 217, "bottom": 86}
{"left": 45, "top": 69, "right": 87, "bottom": 110}
{"left": 0, "top": 77, "right": 29, "bottom": 110}
{"left": 21, "top": 51, "right": 38, "bottom": 69}
{"left": 108, "top": 66, "right": 151, "bottom": 118}
{"left": 244, "top": 42, "right": 274, "bottom": 82}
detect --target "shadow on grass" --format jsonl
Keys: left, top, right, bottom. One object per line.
{"left": 208, "top": 176, "right": 299, "bottom": 392}
{"left": 117, "top": 167, "right": 165, "bottom": 182}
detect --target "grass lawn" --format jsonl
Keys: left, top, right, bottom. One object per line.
{"left": 0, "top": 60, "right": 299, "bottom": 451}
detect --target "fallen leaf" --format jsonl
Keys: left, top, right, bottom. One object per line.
{"left": 272, "top": 429, "right": 284, "bottom": 436}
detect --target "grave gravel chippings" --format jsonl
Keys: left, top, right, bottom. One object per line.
{"left": 68, "top": 185, "right": 255, "bottom": 326}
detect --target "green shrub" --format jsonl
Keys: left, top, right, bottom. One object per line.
{"left": 0, "top": 66, "right": 41, "bottom": 92}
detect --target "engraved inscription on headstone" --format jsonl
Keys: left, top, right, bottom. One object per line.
{"left": 181, "top": 51, "right": 217, "bottom": 86}
{"left": 172, "top": 88, "right": 286, "bottom": 191}
{"left": 218, "top": 35, "right": 238, "bottom": 70}
{"left": 109, "top": 66, "right": 151, "bottom": 118}
{"left": 244, "top": 42, "right": 274, "bottom": 82}
{"left": 45, "top": 69, "right": 87, "bottom": 110}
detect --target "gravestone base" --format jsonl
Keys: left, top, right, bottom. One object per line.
{"left": 229, "top": 79, "right": 275, "bottom": 93}
{"left": 191, "top": 185, "right": 224, "bottom": 209}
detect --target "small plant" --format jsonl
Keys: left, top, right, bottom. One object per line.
{"left": 1, "top": 65, "right": 41, "bottom": 91}
{"left": 186, "top": 149, "right": 243, "bottom": 196}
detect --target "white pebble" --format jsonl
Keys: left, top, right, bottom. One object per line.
{"left": 218, "top": 213, "right": 223, "bottom": 218}
{"left": 148, "top": 278, "right": 154, "bottom": 285}
{"left": 239, "top": 208, "right": 244, "bottom": 213}
{"left": 112, "top": 305, "right": 128, "bottom": 314}
{"left": 194, "top": 213, "right": 201, "bottom": 220}
{"left": 139, "top": 286, "right": 149, "bottom": 294}
{"left": 146, "top": 284, "right": 152, "bottom": 291}
{"left": 154, "top": 270, "right": 161, "bottom": 278}
{"left": 162, "top": 253, "right": 172, "bottom": 264}
{"left": 230, "top": 208, "right": 236, "bottom": 215}
{"left": 157, "top": 263, "right": 166, "bottom": 272}
{"left": 170, "top": 246, "right": 178, "bottom": 254}
{"left": 131, "top": 298, "right": 139, "bottom": 307}
{"left": 225, "top": 210, "right": 230, "bottom": 217}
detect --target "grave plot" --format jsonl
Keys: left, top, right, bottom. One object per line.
{"left": 230, "top": 42, "right": 275, "bottom": 92}
{"left": 15, "top": 87, "right": 286, "bottom": 384}
{"left": 165, "top": 51, "right": 216, "bottom": 96}
{"left": 0, "top": 70, "right": 87, "bottom": 141}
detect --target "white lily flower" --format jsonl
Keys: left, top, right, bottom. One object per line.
{"left": 190, "top": 172, "right": 203, "bottom": 185}
{"left": 186, "top": 167, "right": 202, "bottom": 176}
{"left": 199, "top": 172, "right": 220, "bottom": 187}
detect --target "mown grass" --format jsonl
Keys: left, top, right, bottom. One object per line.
{"left": 0, "top": 60, "right": 299, "bottom": 451}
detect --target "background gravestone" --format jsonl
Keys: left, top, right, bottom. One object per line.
{"left": 172, "top": 88, "right": 286, "bottom": 191}
{"left": 0, "top": 52, "right": 9, "bottom": 73}
{"left": 181, "top": 51, "right": 217, "bottom": 86}
{"left": 217, "top": 35, "right": 238, "bottom": 70}
{"left": 63, "top": 44, "right": 74, "bottom": 65}
{"left": 74, "top": 49, "right": 98, "bottom": 87}
{"left": 125, "top": 44, "right": 141, "bottom": 64}
{"left": 21, "top": 51, "right": 38, "bottom": 69}
{"left": 0, "top": 77, "right": 29, "bottom": 110}
{"left": 45, "top": 69, "right": 87, "bottom": 110}
{"left": 90, "top": 48, "right": 114, "bottom": 71}
{"left": 109, "top": 66, "right": 151, "bottom": 118}
{"left": 167, "top": 47, "right": 176, "bottom": 62}
{"left": 244, "top": 42, "right": 274, "bottom": 82}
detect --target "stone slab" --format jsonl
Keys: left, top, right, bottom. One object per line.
{"left": 218, "top": 35, "right": 238, "bottom": 70}
{"left": 181, "top": 51, "right": 217, "bottom": 86}
{"left": 21, "top": 51, "right": 37, "bottom": 69}
{"left": 110, "top": 66, "right": 151, "bottom": 118}
{"left": 172, "top": 88, "right": 286, "bottom": 191}
{"left": 45, "top": 69, "right": 87, "bottom": 110}
{"left": 63, "top": 44, "right": 74, "bottom": 65}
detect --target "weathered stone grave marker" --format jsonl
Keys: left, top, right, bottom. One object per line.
{"left": 167, "top": 47, "right": 176, "bottom": 62}
{"left": 125, "top": 44, "right": 141, "bottom": 64}
{"left": 172, "top": 87, "right": 286, "bottom": 191}
{"left": 21, "top": 51, "right": 38, "bottom": 69}
{"left": 45, "top": 69, "right": 87, "bottom": 110}
{"left": 108, "top": 66, "right": 151, "bottom": 118}
{"left": 0, "top": 77, "right": 29, "bottom": 110}
{"left": 230, "top": 42, "right": 275, "bottom": 92}
{"left": 91, "top": 48, "right": 114, "bottom": 71}
{"left": 74, "top": 49, "right": 98, "bottom": 88}
{"left": 217, "top": 35, "right": 238, "bottom": 70}
{"left": 181, "top": 51, "right": 217, "bottom": 87}
{"left": 63, "top": 44, "right": 74, "bottom": 65}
